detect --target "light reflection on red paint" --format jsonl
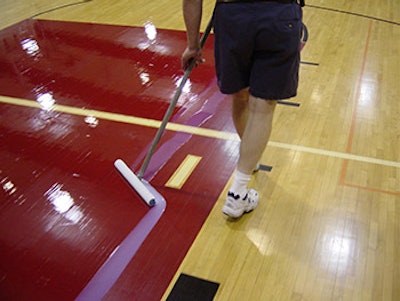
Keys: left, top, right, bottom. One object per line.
{"left": 144, "top": 22, "right": 157, "bottom": 41}
{"left": 0, "top": 18, "right": 222, "bottom": 301}
{"left": 21, "top": 38, "right": 40, "bottom": 56}
{"left": 46, "top": 183, "right": 84, "bottom": 224}
{"left": 1, "top": 177, "right": 17, "bottom": 195}
{"left": 36, "top": 92, "right": 55, "bottom": 110}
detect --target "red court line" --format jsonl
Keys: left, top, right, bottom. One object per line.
{"left": 339, "top": 20, "right": 399, "bottom": 196}
{"left": 343, "top": 183, "right": 400, "bottom": 196}
{"left": 338, "top": 20, "right": 398, "bottom": 196}
{"left": 339, "top": 20, "right": 372, "bottom": 187}
{"left": 343, "top": 20, "right": 373, "bottom": 155}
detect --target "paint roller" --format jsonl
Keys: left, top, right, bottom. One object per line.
{"left": 115, "top": 13, "right": 215, "bottom": 206}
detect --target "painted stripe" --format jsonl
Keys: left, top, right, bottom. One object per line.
{"left": 75, "top": 182, "right": 166, "bottom": 301}
{"left": 268, "top": 141, "right": 400, "bottom": 168}
{"left": 0, "top": 96, "right": 163, "bottom": 129}
{"left": 343, "top": 182, "right": 400, "bottom": 196}
{"left": 300, "top": 61, "right": 320, "bottom": 66}
{"left": 345, "top": 20, "right": 373, "bottom": 154}
{"left": 140, "top": 85, "right": 227, "bottom": 181}
{"left": 277, "top": 100, "right": 301, "bottom": 107}
{"left": 1, "top": 95, "right": 399, "bottom": 169}
{"left": 165, "top": 155, "right": 202, "bottom": 189}
{"left": 256, "top": 164, "right": 273, "bottom": 172}
{"left": 0, "top": 95, "right": 239, "bottom": 141}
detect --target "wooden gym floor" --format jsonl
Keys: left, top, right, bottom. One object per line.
{"left": 0, "top": 1, "right": 399, "bottom": 300}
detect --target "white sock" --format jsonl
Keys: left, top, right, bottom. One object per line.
{"left": 229, "top": 170, "right": 251, "bottom": 197}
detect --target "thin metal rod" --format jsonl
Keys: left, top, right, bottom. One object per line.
{"left": 138, "top": 13, "right": 215, "bottom": 179}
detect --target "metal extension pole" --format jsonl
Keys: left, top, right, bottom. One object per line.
{"left": 137, "top": 13, "right": 215, "bottom": 179}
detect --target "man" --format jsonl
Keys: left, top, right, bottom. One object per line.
{"left": 182, "top": 0, "right": 303, "bottom": 218}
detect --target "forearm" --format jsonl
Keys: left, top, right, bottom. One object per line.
{"left": 182, "top": 0, "right": 203, "bottom": 50}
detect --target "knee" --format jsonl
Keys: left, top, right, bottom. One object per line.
{"left": 249, "top": 96, "right": 277, "bottom": 113}
{"left": 232, "top": 88, "right": 250, "bottom": 105}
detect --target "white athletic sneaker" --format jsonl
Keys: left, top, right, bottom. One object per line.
{"left": 222, "top": 189, "right": 259, "bottom": 218}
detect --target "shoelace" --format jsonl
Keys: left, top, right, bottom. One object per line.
{"left": 228, "top": 191, "right": 248, "bottom": 201}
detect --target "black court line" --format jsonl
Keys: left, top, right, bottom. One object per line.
{"left": 307, "top": 4, "right": 400, "bottom": 26}
{"left": 278, "top": 100, "right": 301, "bottom": 107}
{"left": 167, "top": 273, "right": 220, "bottom": 301}
{"left": 301, "top": 61, "right": 319, "bottom": 66}
{"left": 31, "top": 0, "right": 93, "bottom": 18}
{"left": 255, "top": 164, "right": 273, "bottom": 172}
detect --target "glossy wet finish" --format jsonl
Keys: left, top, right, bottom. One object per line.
{"left": 0, "top": 19, "right": 234, "bottom": 300}
{"left": 2, "top": 1, "right": 400, "bottom": 300}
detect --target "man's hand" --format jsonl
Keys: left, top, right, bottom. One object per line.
{"left": 181, "top": 46, "right": 205, "bottom": 70}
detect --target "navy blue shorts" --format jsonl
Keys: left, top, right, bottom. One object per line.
{"left": 213, "top": 2, "right": 303, "bottom": 100}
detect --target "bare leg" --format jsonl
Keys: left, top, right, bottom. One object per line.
{"left": 223, "top": 92, "right": 276, "bottom": 218}
{"left": 228, "top": 91, "right": 276, "bottom": 193}
{"left": 231, "top": 88, "right": 250, "bottom": 138}
{"left": 237, "top": 95, "right": 277, "bottom": 175}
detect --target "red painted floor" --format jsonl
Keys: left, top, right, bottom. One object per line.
{"left": 0, "top": 19, "right": 238, "bottom": 300}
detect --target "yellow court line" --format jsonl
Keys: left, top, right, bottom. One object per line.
{"left": 0, "top": 96, "right": 238, "bottom": 141}
{"left": 165, "top": 155, "right": 202, "bottom": 189}
{"left": 1, "top": 95, "right": 399, "bottom": 169}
